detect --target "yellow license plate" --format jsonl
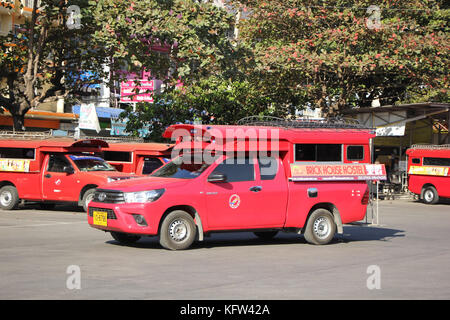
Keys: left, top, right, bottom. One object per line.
{"left": 93, "top": 211, "right": 108, "bottom": 227}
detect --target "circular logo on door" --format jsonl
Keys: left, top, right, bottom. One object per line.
{"left": 229, "top": 194, "right": 241, "bottom": 209}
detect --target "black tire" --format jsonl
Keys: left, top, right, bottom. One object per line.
{"left": 303, "top": 208, "right": 336, "bottom": 245}
{"left": 159, "top": 210, "right": 196, "bottom": 250}
{"left": 254, "top": 231, "right": 279, "bottom": 240}
{"left": 421, "top": 186, "right": 439, "bottom": 204}
{"left": 81, "top": 188, "right": 96, "bottom": 212}
{"left": 111, "top": 232, "right": 141, "bottom": 245}
{"left": 0, "top": 185, "right": 19, "bottom": 210}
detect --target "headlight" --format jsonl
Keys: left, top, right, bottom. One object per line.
{"left": 123, "top": 189, "right": 165, "bottom": 204}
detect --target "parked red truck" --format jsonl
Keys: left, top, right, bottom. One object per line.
{"left": 99, "top": 142, "right": 173, "bottom": 175}
{"left": 88, "top": 119, "right": 385, "bottom": 250}
{"left": 406, "top": 144, "right": 450, "bottom": 204}
{"left": 0, "top": 138, "right": 135, "bottom": 211}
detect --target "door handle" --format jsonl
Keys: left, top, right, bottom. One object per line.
{"left": 44, "top": 174, "right": 51, "bottom": 178}
{"left": 249, "top": 186, "right": 262, "bottom": 192}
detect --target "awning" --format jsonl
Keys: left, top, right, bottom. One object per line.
{"left": 72, "top": 105, "right": 126, "bottom": 119}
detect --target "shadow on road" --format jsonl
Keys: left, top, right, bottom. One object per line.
{"left": 105, "top": 225, "right": 405, "bottom": 250}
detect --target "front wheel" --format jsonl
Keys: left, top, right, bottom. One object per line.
{"left": 81, "top": 188, "right": 96, "bottom": 212}
{"left": 303, "top": 209, "right": 336, "bottom": 245}
{"left": 0, "top": 185, "right": 19, "bottom": 210}
{"left": 422, "top": 186, "right": 439, "bottom": 204}
{"left": 159, "top": 210, "right": 197, "bottom": 250}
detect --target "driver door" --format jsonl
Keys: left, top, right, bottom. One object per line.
{"left": 205, "top": 156, "right": 261, "bottom": 230}
{"left": 42, "top": 154, "right": 79, "bottom": 201}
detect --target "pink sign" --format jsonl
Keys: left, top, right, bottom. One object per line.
{"left": 120, "top": 79, "right": 154, "bottom": 103}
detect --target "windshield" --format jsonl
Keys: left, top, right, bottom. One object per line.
{"left": 70, "top": 155, "right": 116, "bottom": 172}
{"left": 151, "top": 154, "right": 210, "bottom": 179}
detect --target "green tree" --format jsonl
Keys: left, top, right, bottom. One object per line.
{"left": 92, "top": 0, "right": 253, "bottom": 138}
{"left": 235, "top": 0, "right": 449, "bottom": 115}
{"left": 0, "top": 0, "right": 106, "bottom": 130}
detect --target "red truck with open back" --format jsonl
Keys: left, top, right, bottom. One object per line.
{"left": 0, "top": 136, "right": 135, "bottom": 211}
{"left": 406, "top": 144, "right": 450, "bottom": 204}
{"left": 88, "top": 118, "right": 385, "bottom": 250}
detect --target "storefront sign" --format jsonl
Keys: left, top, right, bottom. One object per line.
{"left": 290, "top": 163, "right": 386, "bottom": 181}
{"left": 120, "top": 80, "right": 154, "bottom": 103}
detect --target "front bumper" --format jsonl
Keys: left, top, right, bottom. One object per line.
{"left": 87, "top": 201, "right": 162, "bottom": 235}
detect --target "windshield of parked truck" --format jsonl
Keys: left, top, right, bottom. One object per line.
{"left": 151, "top": 154, "right": 210, "bottom": 179}
{"left": 69, "top": 155, "right": 116, "bottom": 172}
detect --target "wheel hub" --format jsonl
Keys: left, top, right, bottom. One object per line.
{"left": 169, "top": 220, "right": 188, "bottom": 242}
{"left": 313, "top": 217, "right": 330, "bottom": 239}
{"left": 0, "top": 191, "right": 12, "bottom": 206}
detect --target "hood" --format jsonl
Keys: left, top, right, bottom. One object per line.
{"left": 82, "top": 170, "right": 138, "bottom": 181}
{"left": 97, "top": 176, "right": 192, "bottom": 192}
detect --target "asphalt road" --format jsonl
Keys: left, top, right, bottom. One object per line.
{"left": 0, "top": 198, "right": 449, "bottom": 300}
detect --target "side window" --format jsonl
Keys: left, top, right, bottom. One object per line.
{"left": 210, "top": 157, "right": 255, "bottom": 182}
{"left": 295, "top": 144, "right": 342, "bottom": 162}
{"left": 347, "top": 146, "right": 365, "bottom": 161}
{"left": 142, "top": 158, "right": 164, "bottom": 174}
{"left": 258, "top": 156, "right": 278, "bottom": 180}
{"left": 47, "top": 155, "right": 72, "bottom": 173}
{"left": 0, "top": 147, "right": 35, "bottom": 159}
{"left": 411, "top": 158, "right": 421, "bottom": 164}
{"left": 103, "top": 151, "right": 132, "bottom": 163}
{"left": 423, "top": 157, "right": 450, "bottom": 167}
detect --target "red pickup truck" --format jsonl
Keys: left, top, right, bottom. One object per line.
{"left": 406, "top": 144, "right": 450, "bottom": 204}
{"left": 0, "top": 138, "right": 134, "bottom": 211}
{"left": 88, "top": 121, "right": 385, "bottom": 250}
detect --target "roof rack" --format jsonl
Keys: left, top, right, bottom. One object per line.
{"left": 237, "top": 116, "right": 371, "bottom": 130}
{"left": 410, "top": 144, "right": 450, "bottom": 150}
{"left": 0, "top": 131, "right": 144, "bottom": 143}
{"left": 0, "top": 130, "right": 55, "bottom": 139}
{"left": 82, "top": 136, "right": 145, "bottom": 143}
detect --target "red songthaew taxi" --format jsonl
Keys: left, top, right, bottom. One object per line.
{"left": 88, "top": 119, "right": 386, "bottom": 250}
{"left": 99, "top": 142, "right": 173, "bottom": 175}
{"left": 0, "top": 138, "right": 135, "bottom": 211}
{"left": 406, "top": 144, "right": 450, "bottom": 204}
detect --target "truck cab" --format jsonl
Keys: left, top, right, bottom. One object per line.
{"left": 0, "top": 138, "right": 135, "bottom": 211}
{"left": 88, "top": 120, "right": 384, "bottom": 250}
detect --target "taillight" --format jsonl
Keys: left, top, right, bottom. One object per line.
{"left": 361, "top": 187, "right": 370, "bottom": 205}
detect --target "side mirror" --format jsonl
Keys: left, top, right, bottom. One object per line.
{"left": 207, "top": 172, "right": 227, "bottom": 183}
{"left": 64, "top": 166, "right": 75, "bottom": 174}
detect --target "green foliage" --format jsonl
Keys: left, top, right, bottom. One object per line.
{"left": 0, "top": 0, "right": 107, "bottom": 130}
{"left": 235, "top": 0, "right": 449, "bottom": 114}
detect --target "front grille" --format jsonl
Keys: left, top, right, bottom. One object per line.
{"left": 93, "top": 189, "right": 125, "bottom": 203}
{"left": 89, "top": 207, "right": 117, "bottom": 220}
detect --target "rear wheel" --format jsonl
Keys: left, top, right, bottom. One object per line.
{"left": 422, "top": 186, "right": 439, "bottom": 204}
{"left": 159, "top": 210, "right": 196, "bottom": 250}
{"left": 304, "top": 209, "right": 336, "bottom": 245}
{"left": 0, "top": 185, "right": 19, "bottom": 210}
{"left": 111, "top": 232, "right": 141, "bottom": 245}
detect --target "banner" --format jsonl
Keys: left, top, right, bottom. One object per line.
{"left": 0, "top": 159, "right": 31, "bottom": 172}
{"left": 408, "top": 166, "right": 449, "bottom": 177}
{"left": 290, "top": 163, "right": 386, "bottom": 181}
{"left": 79, "top": 103, "right": 101, "bottom": 133}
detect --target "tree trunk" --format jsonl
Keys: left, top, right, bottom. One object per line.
{"left": 12, "top": 113, "right": 25, "bottom": 131}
